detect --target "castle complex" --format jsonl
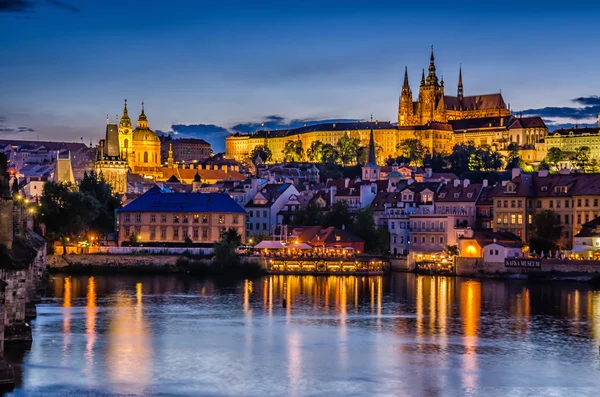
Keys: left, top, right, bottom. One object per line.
{"left": 225, "top": 48, "right": 548, "bottom": 164}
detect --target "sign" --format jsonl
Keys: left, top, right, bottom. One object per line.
{"left": 505, "top": 258, "right": 541, "bottom": 268}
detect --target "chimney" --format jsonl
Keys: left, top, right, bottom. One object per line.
{"left": 482, "top": 179, "right": 488, "bottom": 187}
{"left": 454, "top": 179, "right": 460, "bottom": 187}
{"left": 344, "top": 178, "right": 350, "bottom": 188}
{"left": 538, "top": 169, "right": 549, "bottom": 178}
{"left": 512, "top": 168, "right": 521, "bottom": 180}
{"left": 463, "top": 179, "right": 470, "bottom": 187}
{"left": 493, "top": 238, "right": 497, "bottom": 243}
{"left": 329, "top": 186, "right": 337, "bottom": 205}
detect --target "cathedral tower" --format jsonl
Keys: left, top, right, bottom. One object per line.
{"left": 457, "top": 65, "right": 464, "bottom": 100}
{"left": 417, "top": 47, "right": 446, "bottom": 125}
{"left": 118, "top": 99, "right": 132, "bottom": 160}
{"left": 398, "top": 67, "right": 414, "bottom": 126}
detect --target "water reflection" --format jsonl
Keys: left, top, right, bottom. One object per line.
{"left": 8, "top": 274, "right": 600, "bottom": 396}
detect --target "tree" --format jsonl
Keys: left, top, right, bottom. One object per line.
{"left": 322, "top": 201, "right": 353, "bottom": 229}
{"left": 250, "top": 145, "right": 272, "bottom": 163}
{"left": 40, "top": 181, "right": 101, "bottom": 254}
{"left": 291, "top": 201, "right": 323, "bottom": 226}
{"left": 574, "top": 146, "right": 591, "bottom": 171}
{"left": 321, "top": 144, "right": 340, "bottom": 165}
{"left": 222, "top": 227, "right": 242, "bottom": 246}
{"left": 530, "top": 209, "right": 563, "bottom": 254}
{"left": 469, "top": 144, "right": 503, "bottom": 171}
{"left": 444, "top": 245, "right": 459, "bottom": 257}
{"left": 307, "top": 140, "right": 325, "bottom": 162}
{"left": 396, "top": 139, "right": 426, "bottom": 166}
{"left": 449, "top": 143, "right": 477, "bottom": 176}
{"left": 282, "top": 139, "right": 303, "bottom": 162}
{"left": 506, "top": 142, "right": 521, "bottom": 170}
{"left": 545, "top": 147, "right": 563, "bottom": 171}
{"left": 350, "top": 206, "right": 389, "bottom": 255}
{"left": 337, "top": 132, "right": 361, "bottom": 166}
{"left": 357, "top": 146, "right": 369, "bottom": 166}
{"left": 79, "top": 171, "right": 121, "bottom": 238}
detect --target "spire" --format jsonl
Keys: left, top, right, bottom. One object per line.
{"left": 119, "top": 99, "right": 131, "bottom": 128}
{"left": 426, "top": 45, "right": 438, "bottom": 86}
{"left": 193, "top": 168, "right": 201, "bottom": 183}
{"left": 458, "top": 64, "right": 464, "bottom": 100}
{"left": 123, "top": 99, "right": 128, "bottom": 117}
{"left": 137, "top": 101, "right": 148, "bottom": 128}
{"left": 167, "top": 143, "right": 174, "bottom": 168}
{"left": 420, "top": 69, "right": 425, "bottom": 86}
{"left": 367, "top": 128, "right": 377, "bottom": 165}
{"left": 403, "top": 66, "right": 409, "bottom": 89}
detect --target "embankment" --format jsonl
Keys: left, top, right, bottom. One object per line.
{"left": 48, "top": 254, "right": 182, "bottom": 274}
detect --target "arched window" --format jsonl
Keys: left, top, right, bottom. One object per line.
{"left": 144, "top": 151, "right": 148, "bottom": 163}
{"left": 124, "top": 139, "right": 129, "bottom": 148}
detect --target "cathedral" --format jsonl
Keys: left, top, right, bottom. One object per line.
{"left": 96, "top": 100, "right": 162, "bottom": 193}
{"left": 225, "top": 47, "right": 548, "bottom": 165}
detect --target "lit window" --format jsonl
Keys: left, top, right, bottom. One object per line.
{"left": 194, "top": 214, "right": 199, "bottom": 223}
{"left": 219, "top": 216, "right": 225, "bottom": 224}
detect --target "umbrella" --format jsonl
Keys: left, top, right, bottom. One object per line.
{"left": 287, "top": 243, "right": 312, "bottom": 249}
{"left": 254, "top": 240, "right": 286, "bottom": 249}
{"left": 344, "top": 246, "right": 355, "bottom": 250}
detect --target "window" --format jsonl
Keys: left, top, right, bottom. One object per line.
{"left": 577, "top": 214, "right": 581, "bottom": 224}
{"left": 182, "top": 215, "right": 189, "bottom": 224}
{"left": 517, "top": 214, "right": 523, "bottom": 225}
{"left": 549, "top": 200, "right": 553, "bottom": 208}
{"left": 219, "top": 215, "right": 225, "bottom": 224}
{"left": 565, "top": 214, "right": 569, "bottom": 224}
{"left": 393, "top": 236, "right": 397, "bottom": 244}
{"left": 489, "top": 249, "right": 493, "bottom": 255}
{"left": 578, "top": 199, "right": 582, "bottom": 207}
{"left": 249, "top": 211, "right": 254, "bottom": 217}
{"left": 150, "top": 214, "right": 156, "bottom": 223}
{"left": 422, "top": 236, "right": 425, "bottom": 243}
{"left": 400, "top": 236, "right": 404, "bottom": 244}
{"left": 233, "top": 216, "right": 238, "bottom": 224}
{"left": 595, "top": 199, "right": 599, "bottom": 207}
{"left": 194, "top": 214, "right": 199, "bottom": 223}
{"left": 263, "top": 223, "right": 267, "bottom": 230}
{"left": 511, "top": 200, "right": 516, "bottom": 208}
{"left": 203, "top": 215, "right": 208, "bottom": 223}
{"left": 124, "top": 214, "right": 130, "bottom": 223}
{"left": 497, "top": 200, "right": 501, "bottom": 208}
{"left": 161, "top": 228, "right": 167, "bottom": 238}
{"left": 495, "top": 250, "right": 499, "bottom": 255}
{"left": 161, "top": 214, "right": 167, "bottom": 223}
{"left": 183, "top": 229, "right": 189, "bottom": 239}
{"left": 528, "top": 214, "right": 532, "bottom": 224}
{"left": 431, "top": 237, "right": 435, "bottom": 243}
{"left": 503, "top": 215, "right": 508, "bottom": 225}
{"left": 150, "top": 229, "right": 156, "bottom": 240}
{"left": 336, "top": 235, "right": 341, "bottom": 242}
{"left": 124, "top": 227, "right": 130, "bottom": 236}
{"left": 193, "top": 228, "right": 199, "bottom": 239}
{"left": 173, "top": 229, "right": 179, "bottom": 240}
{"left": 518, "top": 200, "right": 522, "bottom": 208}
{"left": 536, "top": 200, "right": 542, "bottom": 208}
{"left": 585, "top": 214, "right": 590, "bottom": 223}
{"left": 439, "top": 237, "right": 443, "bottom": 244}
{"left": 497, "top": 216, "right": 502, "bottom": 225}
{"left": 391, "top": 222, "right": 395, "bottom": 230}
{"left": 557, "top": 200, "right": 561, "bottom": 208}
{"left": 174, "top": 215, "right": 180, "bottom": 223}
{"left": 263, "top": 210, "right": 267, "bottom": 217}
{"left": 565, "top": 200, "right": 569, "bottom": 208}
{"left": 504, "top": 200, "right": 508, "bottom": 208}
{"left": 413, "top": 236, "right": 417, "bottom": 243}
{"left": 586, "top": 199, "right": 590, "bottom": 207}
{"left": 248, "top": 223, "right": 253, "bottom": 230}
{"left": 202, "top": 228, "right": 208, "bottom": 239}
{"left": 511, "top": 214, "right": 516, "bottom": 225}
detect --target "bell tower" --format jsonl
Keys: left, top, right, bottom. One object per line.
{"left": 398, "top": 67, "right": 414, "bottom": 126}
{"left": 118, "top": 99, "right": 132, "bottom": 160}
{"left": 417, "top": 46, "right": 445, "bottom": 124}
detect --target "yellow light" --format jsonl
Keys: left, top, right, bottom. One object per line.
{"left": 16, "top": 194, "right": 21, "bottom": 200}
{"left": 467, "top": 245, "right": 476, "bottom": 254}
{"left": 29, "top": 208, "right": 35, "bottom": 214}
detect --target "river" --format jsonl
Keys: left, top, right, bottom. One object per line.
{"left": 3, "top": 274, "right": 600, "bottom": 396}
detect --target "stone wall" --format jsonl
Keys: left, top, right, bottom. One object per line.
{"left": 390, "top": 257, "right": 411, "bottom": 272}
{"left": 48, "top": 254, "right": 181, "bottom": 271}
{"left": 456, "top": 256, "right": 600, "bottom": 276}
{"left": 0, "top": 199, "right": 13, "bottom": 250}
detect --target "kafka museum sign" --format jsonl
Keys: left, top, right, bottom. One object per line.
{"left": 504, "top": 258, "right": 541, "bottom": 268}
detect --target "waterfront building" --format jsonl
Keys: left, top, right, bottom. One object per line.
{"left": 160, "top": 138, "right": 212, "bottom": 163}
{"left": 117, "top": 185, "right": 247, "bottom": 245}
{"left": 458, "top": 230, "right": 522, "bottom": 258}
{"left": 95, "top": 123, "right": 129, "bottom": 194}
{"left": 225, "top": 48, "right": 547, "bottom": 165}
{"left": 573, "top": 216, "right": 600, "bottom": 257}
{"left": 245, "top": 183, "right": 299, "bottom": 237}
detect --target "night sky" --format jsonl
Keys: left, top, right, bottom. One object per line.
{"left": 1, "top": 0, "right": 599, "bottom": 151}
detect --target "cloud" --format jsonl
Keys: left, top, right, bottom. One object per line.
{"left": 0, "top": 0, "right": 32, "bottom": 12}
{"left": 0, "top": 0, "right": 80, "bottom": 13}
{"left": 231, "top": 115, "right": 358, "bottom": 134}
{"left": 0, "top": 126, "right": 16, "bottom": 133}
{"left": 18, "top": 126, "right": 35, "bottom": 132}
{"left": 521, "top": 95, "right": 600, "bottom": 120}
{"left": 46, "top": 0, "right": 80, "bottom": 13}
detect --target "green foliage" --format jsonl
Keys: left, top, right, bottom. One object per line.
{"left": 79, "top": 171, "right": 122, "bottom": 238}
{"left": 530, "top": 209, "right": 563, "bottom": 254}
{"left": 222, "top": 227, "right": 242, "bottom": 246}
{"left": 321, "top": 144, "right": 340, "bottom": 165}
{"left": 336, "top": 132, "right": 361, "bottom": 166}
{"left": 307, "top": 140, "right": 325, "bottom": 162}
{"left": 573, "top": 146, "right": 591, "bottom": 171}
{"left": 349, "top": 206, "right": 389, "bottom": 255}
{"left": 40, "top": 181, "right": 101, "bottom": 252}
{"left": 506, "top": 142, "right": 521, "bottom": 170}
{"left": 396, "top": 139, "right": 426, "bottom": 166}
{"left": 291, "top": 201, "right": 324, "bottom": 226}
{"left": 448, "top": 143, "right": 477, "bottom": 175}
{"left": 282, "top": 139, "right": 304, "bottom": 162}
{"left": 252, "top": 232, "right": 271, "bottom": 245}
{"left": 250, "top": 145, "right": 272, "bottom": 163}
{"left": 212, "top": 240, "right": 240, "bottom": 267}
{"left": 322, "top": 201, "right": 353, "bottom": 229}
{"left": 444, "top": 244, "right": 459, "bottom": 257}
{"left": 545, "top": 147, "right": 564, "bottom": 171}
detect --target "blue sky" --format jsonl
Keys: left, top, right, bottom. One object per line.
{"left": 1, "top": 0, "right": 599, "bottom": 152}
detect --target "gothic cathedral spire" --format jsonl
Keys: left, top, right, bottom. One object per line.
{"left": 403, "top": 66, "right": 410, "bottom": 89}
{"left": 426, "top": 46, "right": 438, "bottom": 86}
{"left": 458, "top": 64, "right": 464, "bottom": 100}
{"left": 367, "top": 128, "right": 376, "bottom": 165}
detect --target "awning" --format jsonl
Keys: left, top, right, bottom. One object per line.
{"left": 571, "top": 245, "right": 596, "bottom": 253}
{"left": 287, "top": 243, "right": 312, "bottom": 250}
{"left": 344, "top": 246, "right": 355, "bottom": 250}
{"left": 254, "top": 240, "right": 286, "bottom": 249}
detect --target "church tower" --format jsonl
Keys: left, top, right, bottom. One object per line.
{"left": 118, "top": 99, "right": 132, "bottom": 160}
{"left": 398, "top": 67, "right": 414, "bottom": 126}
{"left": 457, "top": 64, "right": 464, "bottom": 100}
{"left": 417, "top": 47, "right": 445, "bottom": 125}
{"left": 361, "top": 128, "right": 380, "bottom": 181}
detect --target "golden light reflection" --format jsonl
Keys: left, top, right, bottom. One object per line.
{"left": 62, "top": 276, "right": 73, "bottom": 364}
{"left": 589, "top": 292, "right": 600, "bottom": 342}
{"left": 416, "top": 276, "right": 423, "bottom": 337}
{"left": 107, "top": 286, "right": 151, "bottom": 394}
{"left": 460, "top": 280, "right": 481, "bottom": 392}
{"left": 85, "top": 277, "right": 97, "bottom": 374}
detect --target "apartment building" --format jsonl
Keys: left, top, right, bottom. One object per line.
{"left": 245, "top": 183, "right": 299, "bottom": 236}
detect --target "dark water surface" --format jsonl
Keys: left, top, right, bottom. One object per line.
{"left": 4, "top": 274, "right": 600, "bottom": 396}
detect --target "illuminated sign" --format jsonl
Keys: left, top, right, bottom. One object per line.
{"left": 504, "top": 258, "right": 541, "bottom": 268}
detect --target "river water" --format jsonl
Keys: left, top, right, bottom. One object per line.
{"left": 3, "top": 274, "right": 600, "bottom": 396}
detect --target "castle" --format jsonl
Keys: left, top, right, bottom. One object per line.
{"left": 225, "top": 48, "right": 548, "bottom": 164}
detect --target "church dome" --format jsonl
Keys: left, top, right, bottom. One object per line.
{"left": 132, "top": 102, "right": 160, "bottom": 142}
